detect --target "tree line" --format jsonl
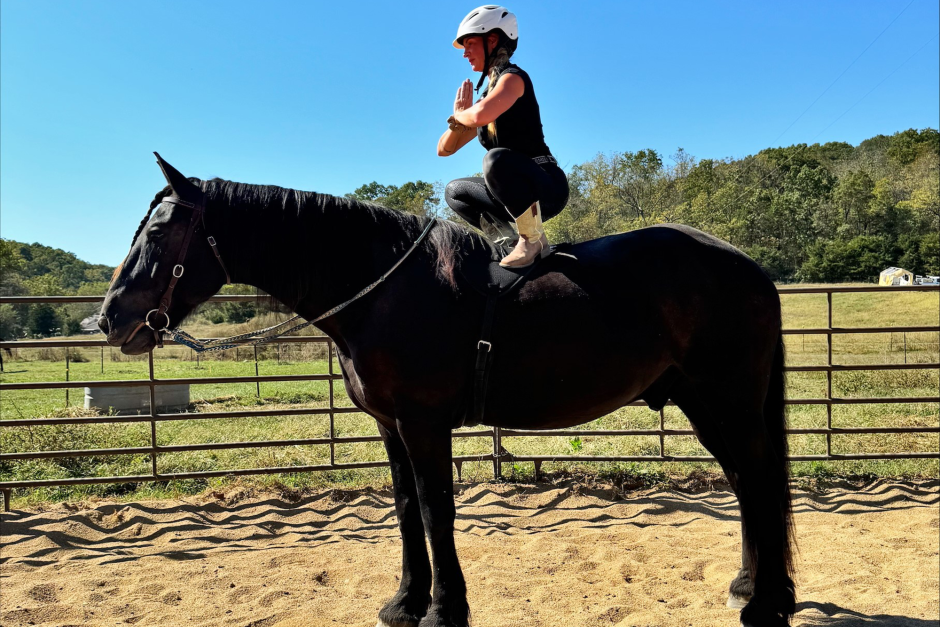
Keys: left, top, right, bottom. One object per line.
{"left": 551, "top": 128, "right": 938, "bottom": 282}
{"left": 2, "top": 128, "right": 937, "bottom": 338}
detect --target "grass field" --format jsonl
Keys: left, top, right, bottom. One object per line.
{"left": 1, "top": 285, "right": 937, "bottom": 506}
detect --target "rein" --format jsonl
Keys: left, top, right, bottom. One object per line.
{"left": 166, "top": 218, "right": 439, "bottom": 353}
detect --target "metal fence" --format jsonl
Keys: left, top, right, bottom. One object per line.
{"left": 1, "top": 285, "right": 938, "bottom": 510}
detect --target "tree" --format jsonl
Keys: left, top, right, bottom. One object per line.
{"left": 920, "top": 232, "right": 939, "bottom": 275}
{"left": 887, "top": 128, "right": 940, "bottom": 166}
{"left": 684, "top": 159, "right": 719, "bottom": 203}
{"left": 0, "top": 239, "right": 27, "bottom": 296}
{"left": 347, "top": 180, "right": 440, "bottom": 217}
{"left": 798, "top": 236, "right": 894, "bottom": 282}
{"left": 612, "top": 149, "right": 666, "bottom": 222}
{"left": 28, "top": 304, "right": 61, "bottom": 337}
{"left": 833, "top": 171, "right": 874, "bottom": 236}
{"left": 0, "top": 304, "right": 26, "bottom": 340}
{"left": 899, "top": 152, "right": 940, "bottom": 232}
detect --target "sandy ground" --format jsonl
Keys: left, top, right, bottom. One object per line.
{"left": 1, "top": 479, "right": 937, "bottom": 627}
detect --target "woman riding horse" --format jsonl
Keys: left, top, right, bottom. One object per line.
{"left": 438, "top": 5, "right": 569, "bottom": 268}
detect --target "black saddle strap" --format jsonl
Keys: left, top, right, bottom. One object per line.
{"left": 471, "top": 295, "right": 499, "bottom": 427}
{"left": 464, "top": 247, "right": 566, "bottom": 428}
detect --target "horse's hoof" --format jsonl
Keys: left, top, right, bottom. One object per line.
{"left": 739, "top": 605, "right": 791, "bottom": 627}
{"left": 727, "top": 592, "right": 750, "bottom": 609}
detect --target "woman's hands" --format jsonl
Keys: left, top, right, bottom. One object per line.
{"left": 453, "top": 73, "right": 523, "bottom": 128}
{"left": 454, "top": 79, "right": 473, "bottom": 115}
{"left": 439, "top": 82, "right": 477, "bottom": 156}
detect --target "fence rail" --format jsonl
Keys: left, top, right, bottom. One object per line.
{"left": 1, "top": 285, "right": 938, "bottom": 510}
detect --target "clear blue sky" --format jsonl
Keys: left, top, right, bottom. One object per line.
{"left": 2, "top": 0, "right": 938, "bottom": 266}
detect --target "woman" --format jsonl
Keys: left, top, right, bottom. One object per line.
{"left": 438, "top": 5, "right": 568, "bottom": 268}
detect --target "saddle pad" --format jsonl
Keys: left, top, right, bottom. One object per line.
{"left": 456, "top": 244, "right": 576, "bottom": 298}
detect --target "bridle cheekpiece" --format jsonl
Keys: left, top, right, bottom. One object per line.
{"left": 143, "top": 193, "right": 231, "bottom": 347}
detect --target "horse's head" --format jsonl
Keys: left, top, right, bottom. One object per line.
{"left": 99, "top": 154, "right": 230, "bottom": 354}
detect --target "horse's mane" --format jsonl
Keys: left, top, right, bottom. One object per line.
{"left": 142, "top": 177, "right": 490, "bottom": 296}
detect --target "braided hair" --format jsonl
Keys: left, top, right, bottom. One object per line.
{"left": 483, "top": 32, "right": 517, "bottom": 143}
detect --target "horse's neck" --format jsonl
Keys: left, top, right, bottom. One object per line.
{"left": 213, "top": 193, "right": 420, "bottom": 324}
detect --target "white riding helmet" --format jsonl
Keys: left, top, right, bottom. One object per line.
{"left": 453, "top": 5, "right": 518, "bottom": 49}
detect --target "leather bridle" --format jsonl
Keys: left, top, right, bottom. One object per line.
{"left": 119, "top": 183, "right": 438, "bottom": 353}
{"left": 139, "top": 193, "right": 231, "bottom": 347}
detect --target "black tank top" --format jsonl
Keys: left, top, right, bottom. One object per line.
{"left": 477, "top": 64, "right": 552, "bottom": 158}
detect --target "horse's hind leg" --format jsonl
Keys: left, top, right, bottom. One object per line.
{"left": 377, "top": 423, "right": 432, "bottom": 627}
{"left": 673, "top": 378, "right": 794, "bottom": 626}
{"left": 670, "top": 381, "right": 754, "bottom": 608}
{"left": 723, "top": 411, "right": 795, "bottom": 627}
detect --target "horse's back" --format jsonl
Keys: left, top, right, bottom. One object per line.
{"left": 568, "top": 224, "right": 769, "bottom": 285}
{"left": 541, "top": 224, "right": 782, "bottom": 369}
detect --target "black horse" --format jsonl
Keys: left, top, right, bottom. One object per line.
{"left": 100, "top": 156, "right": 796, "bottom": 627}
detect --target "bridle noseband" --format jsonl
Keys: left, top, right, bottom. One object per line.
{"left": 143, "top": 194, "right": 231, "bottom": 347}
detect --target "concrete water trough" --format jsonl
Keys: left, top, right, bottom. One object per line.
{"left": 84, "top": 384, "right": 191, "bottom": 415}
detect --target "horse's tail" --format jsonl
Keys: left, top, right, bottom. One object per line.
{"left": 764, "top": 325, "right": 795, "bottom": 578}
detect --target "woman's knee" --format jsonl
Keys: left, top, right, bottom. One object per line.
{"left": 444, "top": 179, "right": 480, "bottom": 212}
{"left": 482, "top": 148, "right": 514, "bottom": 181}
{"left": 444, "top": 179, "right": 464, "bottom": 205}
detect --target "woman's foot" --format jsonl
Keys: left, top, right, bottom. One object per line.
{"left": 499, "top": 232, "right": 548, "bottom": 267}
{"left": 499, "top": 201, "right": 548, "bottom": 267}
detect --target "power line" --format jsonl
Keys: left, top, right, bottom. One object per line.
{"left": 768, "top": 0, "right": 916, "bottom": 148}
{"left": 728, "top": 31, "right": 937, "bottom": 207}
{"left": 719, "top": 1, "right": 919, "bottom": 202}
{"left": 810, "top": 34, "right": 938, "bottom": 142}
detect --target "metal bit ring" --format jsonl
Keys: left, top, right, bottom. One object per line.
{"left": 145, "top": 309, "right": 171, "bottom": 331}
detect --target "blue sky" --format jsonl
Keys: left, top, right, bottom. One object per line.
{"left": 2, "top": 0, "right": 938, "bottom": 266}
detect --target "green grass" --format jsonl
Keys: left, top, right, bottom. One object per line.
{"left": 1, "top": 286, "right": 938, "bottom": 507}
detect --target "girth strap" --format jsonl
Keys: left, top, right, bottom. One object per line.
{"left": 465, "top": 248, "right": 559, "bottom": 428}
{"left": 472, "top": 295, "right": 499, "bottom": 427}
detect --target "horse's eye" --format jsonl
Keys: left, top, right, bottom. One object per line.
{"left": 148, "top": 230, "right": 165, "bottom": 240}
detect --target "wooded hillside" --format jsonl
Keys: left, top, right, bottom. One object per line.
{"left": 548, "top": 128, "right": 939, "bottom": 281}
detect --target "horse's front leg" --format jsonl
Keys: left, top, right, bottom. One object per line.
{"left": 377, "top": 422, "right": 433, "bottom": 627}
{"left": 397, "top": 419, "right": 470, "bottom": 627}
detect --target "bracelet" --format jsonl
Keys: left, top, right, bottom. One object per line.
{"left": 447, "top": 115, "right": 471, "bottom": 132}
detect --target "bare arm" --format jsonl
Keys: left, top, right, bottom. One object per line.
{"left": 452, "top": 73, "right": 524, "bottom": 127}
{"left": 437, "top": 79, "right": 479, "bottom": 157}
{"left": 437, "top": 126, "right": 477, "bottom": 157}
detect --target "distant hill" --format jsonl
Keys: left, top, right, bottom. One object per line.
{"left": 0, "top": 240, "right": 114, "bottom": 296}
{"left": 548, "top": 127, "right": 939, "bottom": 281}
{"left": 0, "top": 240, "right": 115, "bottom": 338}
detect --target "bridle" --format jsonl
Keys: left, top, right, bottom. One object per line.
{"left": 125, "top": 191, "right": 439, "bottom": 353}
{"left": 138, "top": 192, "right": 231, "bottom": 348}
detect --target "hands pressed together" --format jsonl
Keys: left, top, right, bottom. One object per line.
{"left": 447, "top": 79, "right": 474, "bottom": 133}
{"left": 454, "top": 79, "right": 473, "bottom": 116}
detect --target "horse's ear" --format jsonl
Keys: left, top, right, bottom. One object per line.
{"left": 153, "top": 152, "right": 200, "bottom": 197}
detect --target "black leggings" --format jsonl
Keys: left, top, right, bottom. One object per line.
{"left": 445, "top": 148, "right": 569, "bottom": 226}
